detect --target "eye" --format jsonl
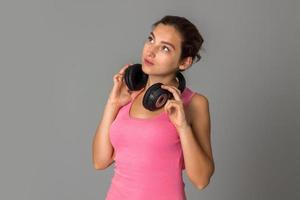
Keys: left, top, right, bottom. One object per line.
{"left": 146, "top": 36, "right": 170, "bottom": 52}
{"left": 162, "top": 46, "right": 170, "bottom": 52}
{"left": 147, "top": 36, "right": 153, "bottom": 43}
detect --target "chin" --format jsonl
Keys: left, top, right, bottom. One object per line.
{"left": 141, "top": 64, "right": 150, "bottom": 75}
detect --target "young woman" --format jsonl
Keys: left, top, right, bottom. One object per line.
{"left": 93, "top": 15, "right": 214, "bottom": 200}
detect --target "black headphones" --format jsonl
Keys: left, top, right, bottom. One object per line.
{"left": 124, "top": 63, "right": 186, "bottom": 111}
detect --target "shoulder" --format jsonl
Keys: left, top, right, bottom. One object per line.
{"left": 190, "top": 92, "right": 209, "bottom": 108}
{"left": 186, "top": 92, "right": 210, "bottom": 125}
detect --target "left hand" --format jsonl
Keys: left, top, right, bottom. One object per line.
{"left": 161, "top": 85, "right": 189, "bottom": 131}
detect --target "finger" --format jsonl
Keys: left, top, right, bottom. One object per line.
{"left": 113, "top": 73, "right": 124, "bottom": 84}
{"left": 119, "top": 63, "right": 133, "bottom": 74}
{"left": 162, "top": 85, "right": 181, "bottom": 94}
{"left": 113, "top": 73, "right": 123, "bottom": 81}
{"left": 164, "top": 100, "right": 170, "bottom": 113}
{"left": 168, "top": 85, "right": 181, "bottom": 94}
{"left": 165, "top": 100, "right": 180, "bottom": 114}
{"left": 161, "top": 85, "right": 182, "bottom": 101}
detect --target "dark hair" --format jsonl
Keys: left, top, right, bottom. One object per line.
{"left": 152, "top": 15, "right": 204, "bottom": 71}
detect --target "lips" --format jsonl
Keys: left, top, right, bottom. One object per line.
{"left": 144, "top": 58, "right": 154, "bottom": 65}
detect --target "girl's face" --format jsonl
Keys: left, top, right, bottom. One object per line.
{"left": 141, "top": 24, "right": 183, "bottom": 76}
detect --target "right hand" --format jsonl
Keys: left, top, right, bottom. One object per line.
{"left": 107, "top": 63, "right": 134, "bottom": 108}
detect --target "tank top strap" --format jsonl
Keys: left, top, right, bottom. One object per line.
{"left": 182, "top": 87, "right": 196, "bottom": 106}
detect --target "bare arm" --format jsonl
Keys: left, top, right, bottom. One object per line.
{"left": 92, "top": 101, "right": 120, "bottom": 170}
{"left": 92, "top": 63, "right": 134, "bottom": 170}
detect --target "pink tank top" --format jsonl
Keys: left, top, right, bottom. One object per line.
{"left": 106, "top": 87, "right": 196, "bottom": 200}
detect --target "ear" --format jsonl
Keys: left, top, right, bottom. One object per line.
{"left": 179, "top": 56, "right": 193, "bottom": 71}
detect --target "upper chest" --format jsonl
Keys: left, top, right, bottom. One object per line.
{"left": 129, "top": 94, "right": 165, "bottom": 119}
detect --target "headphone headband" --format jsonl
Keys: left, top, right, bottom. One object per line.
{"left": 175, "top": 71, "right": 186, "bottom": 93}
{"left": 124, "top": 64, "right": 187, "bottom": 111}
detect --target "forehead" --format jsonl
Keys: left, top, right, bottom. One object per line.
{"left": 152, "top": 24, "right": 182, "bottom": 48}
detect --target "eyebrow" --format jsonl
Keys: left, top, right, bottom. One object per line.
{"left": 150, "top": 32, "right": 176, "bottom": 50}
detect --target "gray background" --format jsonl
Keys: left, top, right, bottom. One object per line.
{"left": 0, "top": 0, "right": 299, "bottom": 199}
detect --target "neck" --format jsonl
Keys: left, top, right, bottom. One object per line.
{"left": 144, "top": 73, "right": 179, "bottom": 92}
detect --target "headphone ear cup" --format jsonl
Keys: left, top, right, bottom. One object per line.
{"left": 142, "top": 72, "right": 186, "bottom": 111}
{"left": 143, "top": 83, "right": 172, "bottom": 111}
{"left": 124, "top": 64, "right": 148, "bottom": 91}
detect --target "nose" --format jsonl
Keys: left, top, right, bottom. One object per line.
{"left": 146, "top": 45, "right": 157, "bottom": 58}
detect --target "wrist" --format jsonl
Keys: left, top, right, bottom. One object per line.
{"left": 176, "top": 122, "right": 192, "bottom": 135}
{"left": 106, "top": 98, "right": 120, "bottom": 107}
{"left": 105, "top": 100, "right": 121, "bottom": 112}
